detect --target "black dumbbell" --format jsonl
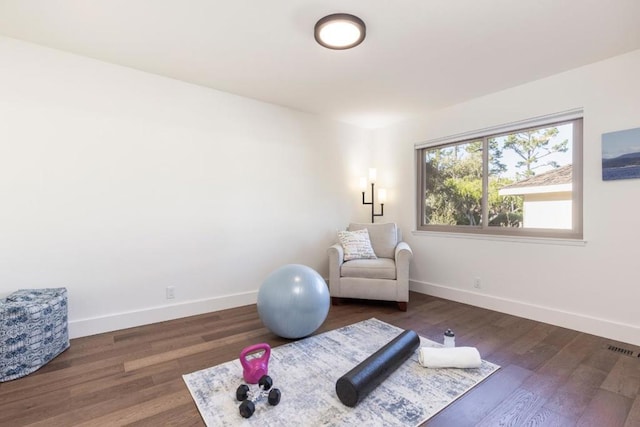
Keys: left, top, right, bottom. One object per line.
{"left": 236, "top": 375, "right": 281, "bottom": 418}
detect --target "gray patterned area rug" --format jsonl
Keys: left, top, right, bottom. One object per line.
{"left": 183, "top": 318, "right": 499, "bottom": 426}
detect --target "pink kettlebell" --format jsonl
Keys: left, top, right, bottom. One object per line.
{"left": 239, "top": 343, "right": 271, "bottom": 384}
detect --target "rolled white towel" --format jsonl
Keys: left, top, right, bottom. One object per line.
{"left": 418, "top": 346, "right": 482, "bottom": 369}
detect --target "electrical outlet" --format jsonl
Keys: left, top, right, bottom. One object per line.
{"left": 166, "top": 286, "right": 175, "bottom": 299}
{"left": 473, "top": 278, "right": 481, "bottom": 289}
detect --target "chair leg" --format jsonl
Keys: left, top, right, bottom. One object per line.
{"left": 397, "top": 302, "right": 407, "bottom": 312}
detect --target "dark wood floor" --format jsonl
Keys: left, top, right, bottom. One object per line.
{"left": 1, "top": 292, "right": 639, "bottom": 426}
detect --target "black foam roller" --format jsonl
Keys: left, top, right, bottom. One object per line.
{"left": 335, "top": 329, "right": 420, "bottom": 407}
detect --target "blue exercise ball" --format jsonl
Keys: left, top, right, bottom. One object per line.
{"left": 257, "top": 264, "right": 330, "bottom": 339}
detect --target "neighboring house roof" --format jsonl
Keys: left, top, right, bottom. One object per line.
{"left": 499, "top": 164, "right": 572, "bottom": 196}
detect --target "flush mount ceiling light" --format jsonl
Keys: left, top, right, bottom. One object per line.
{"left": 314, "top": 13, "right": 366, "bottom": 50}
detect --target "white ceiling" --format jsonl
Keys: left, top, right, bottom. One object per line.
{"left": 1, "top": 1, "right": 639, "bottom": 129}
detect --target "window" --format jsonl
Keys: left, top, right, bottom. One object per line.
{"left": 416, "top": 113, "right": 583, "bottom": 239}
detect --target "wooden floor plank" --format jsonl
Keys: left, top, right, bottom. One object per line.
{"left": 126, "top": 402, "right": 204, "bottom": 427}
{"left": 601, "top": 354, "right": 640, "bottom": 399}
{"left": 475, "top": 387, "right": 546, "bottom": 426}
{"left": 0, "top": 291, "right": 638, "bottom": 426}
{"left": 74, "top": 389, "right": 193, "bottom": 427}
{"left": 577, "top": 389, "right": 633, "bottom": 427}
{"left": 525, "top": 406, "right": 577, "bottom": 427}
{"left": 624, "top": 395, "right": 640, "bottom": 427}
{"left": 427, "top": 364, "right": 533, "bottom": 426}
{"left": 543, "top": 364, "right": 609, "bottom": 420}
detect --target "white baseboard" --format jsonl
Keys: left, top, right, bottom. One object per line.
{"left": 410, "top": 280, "right": 640, "bottom": 347}
{"left": 70, "top": 282, "right": 640, "bottom": 347}
{"left": 68, "top": 291, "right": 258, "bottom": 339}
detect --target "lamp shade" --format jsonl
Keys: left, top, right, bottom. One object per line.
{"left": 359, "top": 177, "right": 367, "bottom": 190}
{"left": 378, "top": 188, "right": 387, "bottom": 203}
{"left": 368, "top": 168, "right": 377, "bottom": 182}
{"left": 314, "top": 13, "right": 366, "bottom": 50}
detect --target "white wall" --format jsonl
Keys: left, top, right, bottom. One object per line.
{"left": 4, "top": 34, "right": 638, "bottom": 346}
{"left": 0, "top": 37, "right": 371, "bottom": 338}
{"left": 374, "top": 49, "right": 640, "bottom": 346}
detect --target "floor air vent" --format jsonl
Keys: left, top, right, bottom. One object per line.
{"left": 607, "top": 344, "right": 635, "bottom": 357}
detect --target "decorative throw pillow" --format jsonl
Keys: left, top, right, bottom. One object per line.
{"left": 338, "top": 229, "right": 377, "bottom": 261}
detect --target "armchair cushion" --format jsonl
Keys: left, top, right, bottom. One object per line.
{"left": 348, "top": 223, "right": 398, "bottom": 258}
{"left": 337, "top": 229, "right": 377, "bottom": 261}
{"left": 341, "top": 258, "right": 397, "bottom": 280}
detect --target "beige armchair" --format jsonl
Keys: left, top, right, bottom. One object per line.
{"left": 328, "top": 222, "right": 412, "bottom": 311}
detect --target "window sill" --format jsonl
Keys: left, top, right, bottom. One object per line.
{"left": 411, "top": 230, "right": 587, "bottom": 247}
